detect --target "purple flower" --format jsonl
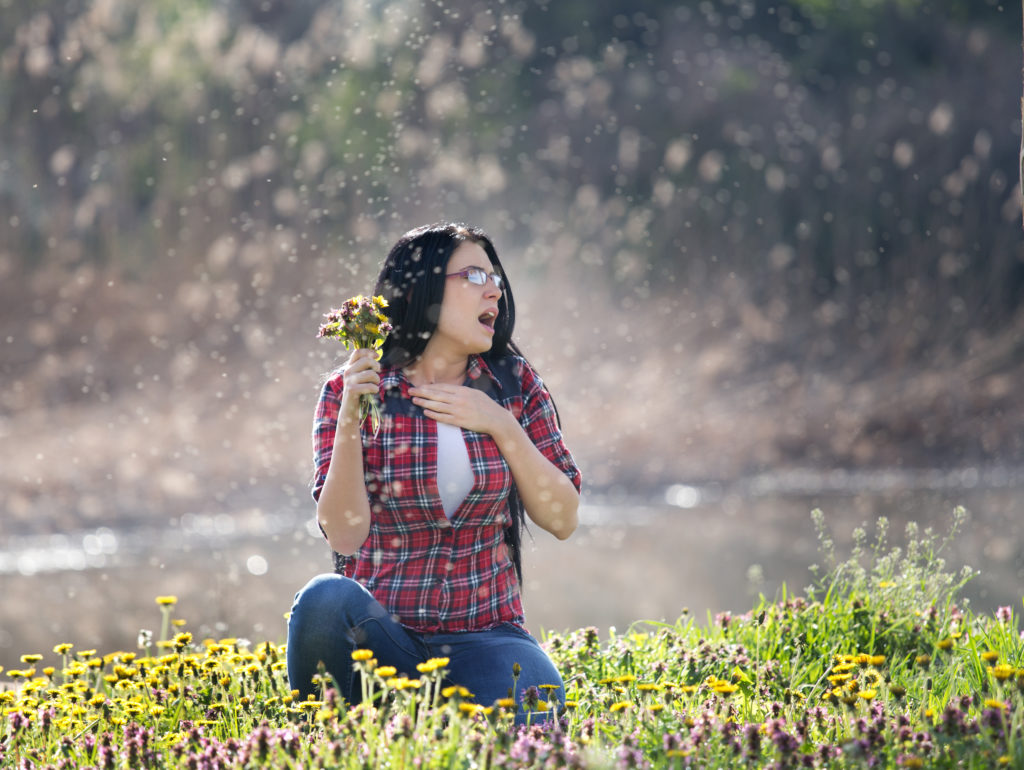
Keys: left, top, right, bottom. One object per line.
{"left": 997, "top": 605, "right": 1012, "bottom": 623}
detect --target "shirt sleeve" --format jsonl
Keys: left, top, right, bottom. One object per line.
{"left": 516, "top": 358, "right": 582, "bottom": 493}
{"left": 311, "top": 372, "right": 344, "bottom": 503}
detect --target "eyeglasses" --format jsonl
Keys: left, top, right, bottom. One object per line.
{"left": 445, "top": 267, "right": 504, "bottom": 290}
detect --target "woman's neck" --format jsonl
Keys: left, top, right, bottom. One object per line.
{"left": 404, "top": 351, "right": 469, "bottom": 387}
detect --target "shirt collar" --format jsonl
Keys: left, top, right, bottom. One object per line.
{"left": 380, "top": 353, "right": 501, "bottom": 396}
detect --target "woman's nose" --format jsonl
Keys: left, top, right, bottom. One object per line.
{"left": 483, "top": 280, "right": 501, "bottom": 299}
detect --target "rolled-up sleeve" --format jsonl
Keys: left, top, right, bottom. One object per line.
{"left": 517, "top": 360, "right": 582, "bottom": 493}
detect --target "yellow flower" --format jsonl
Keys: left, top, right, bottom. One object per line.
{"left": 53, "top": 643, "right": 74, "bottom": 655}
{"left": 609, "top": 701, "right": 633, "bottom": 712}
{"left": 442, "top": 685, "right": 472, "bottom": 699}
{"left": 936, "top": 638, "right": 954, "bottom": 651}
{"left": 990, "top": 664, "right": 1015, "bottom": 681}
{"left": 351, "top": 649, "right": 375, "bottom": 662}
{"left": 915, "top": 655, "right": 931, "bottom": 667}
{"left": 869, "top": 655, "right": 886, "bottom": 666}
{"left": 375, "top": 666, "right": 397, "bottom": 678}
{"left": 984, "top": 699, "right": 1008, "bottom": 710}
{"left": 173, "top": 632, "right": 192, "bottom": 649}
{"left": 713, "top": 682, "right": 740, "bottom": 695}
{"left": 416, "top": 657, "right": 450, "bottom": 673}
{"left": 858, "top": 690, "right": 876, "bottom": 701}
{"left": 155, "top": 596, "right": 178, "bottom": 606}
{"left": 981, "top": 651, "right": 1000, "bottom": 663}
{"left": 878, "top": 580, "right": 895, "bottom": 588}
{"left": 495, "top": 697, "right": 517, "bottom": 709}
{"left": 900, "top": 758, "right": 924, "bottom": 769}
{"left": 20, "top": 654, "right": 43, "bottom": 664}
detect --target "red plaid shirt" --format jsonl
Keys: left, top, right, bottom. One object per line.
{"left": 312, "top": 354, "right": 581, "bottom": 632}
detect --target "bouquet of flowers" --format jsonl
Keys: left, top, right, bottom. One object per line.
{"left": 317, "top": 295, "right": 392, "bottom": 435}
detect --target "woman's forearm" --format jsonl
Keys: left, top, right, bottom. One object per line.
{"left": 316, "top": 420, "right": 372, "bottom": 555}
{"left": 493, "top": 414, "right": 580, "bottom": 540}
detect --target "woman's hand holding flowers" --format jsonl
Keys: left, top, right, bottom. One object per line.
{"left": 409, "top": 384, "right": 516, "bottom": 439}
{"left": 339, "top": 349, "right": 381, "bottom": 430}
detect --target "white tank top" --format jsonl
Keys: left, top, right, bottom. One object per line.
{"left": 435, "top": 422, "right": 474, "bottom": 518}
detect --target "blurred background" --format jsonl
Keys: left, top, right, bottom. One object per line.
{"left": 2, "top": 0, "right": 1023, "bottom": 670}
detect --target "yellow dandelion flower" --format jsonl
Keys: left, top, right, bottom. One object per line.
{"left": 997, "top": 757, "right": 1012, "bottom": 766}
{"left": 173, "top": 632, "right": 192, "bottom": 649}
{"left": 155, "top": 596, "right": 178, "bottom": 606}
{"left": 42, "top": 667, "right": 55, "bottom": 677}
{"left": 648, "top": 703, "right": 665, "bottom": 713}
{"left": 172, "top": 619, "right": 187, "bottom": 628}
{"left": 981, "top": 651, "right": 1000, "bottom": 663}
{"left": 637, "top": 683, "right": 662, "bottom": 692}
{"left": 416, "top": 657, "right": 450, "bottom": 673}
{"left": 53, "top": 643, "right": 74, "bottom": 655}
{"left": 666, "top": 750, "right": 691, "bottom": 758}
{"left": 915, "top": 655, "right": 931, "bottom": 667}
{"left": 900, "top": 757, "right": 924, "bottom": 769}
{"left": 713, "top": 682, "right": 740, "bottom": 695}
{"left": 614, "top": 674, "right": 637, "bottom": 684}
{"left": 678, "top": 684, "right": 699, "bottom": 694}
{"left": 20, "top": 654, "right": 43, "bottom": 664}
{"left": 609, "top": 701, "right": 633, "bottom": 712}
{"left": 375, "top": 666, "right": 397, "bottom": 678}
{"left": 563, "top": 700, "right": 578, "bottom": 709}
{"left": 459, "top": 703, "right": 489, "bottom": 716}
{"left": 495, "top": 697, "right": 517, "bottom": 709}
{"left": 442, "top": 685, "right": 472, "bottom": 698}
{"left": 859, "top": 690, "right": 876, "bottom": 701}
{"left": 936, "top": 638, "right": 954, "bottom": 651}
{"left": 869, "top": 655, "right": 886, "bottom": 666}
{"left": 299, "top": 700, "right": 322, "bottom": 712}
{"left": 351, "top": 649, "right": 375, "bottom": 662}
{"left": 990, "top": 664, "right": 1015, "bottom": 681}
{"left": 985, "top": 699, "right": 1008, "bottom": 710}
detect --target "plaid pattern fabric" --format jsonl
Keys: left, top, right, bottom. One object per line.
{"left": 312, "top": 354, "right": 581, "bottom": 632}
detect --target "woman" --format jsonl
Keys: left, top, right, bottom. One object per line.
{"left": 287, "top": 223, "right": 582, "bottom": 721}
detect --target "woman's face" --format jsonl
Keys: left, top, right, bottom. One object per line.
{"left": 432, "top": 240, "right": 503, "bottom": 357}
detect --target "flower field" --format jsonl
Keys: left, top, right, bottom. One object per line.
{"left": 1, "top": 508, "right": 1022, "bottom": 768}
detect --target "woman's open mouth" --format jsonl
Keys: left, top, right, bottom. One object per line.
{"left": 478, "top": 309, "right": 497, "bottom": 333}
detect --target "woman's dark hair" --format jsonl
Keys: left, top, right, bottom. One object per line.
{"left": 373, "top": 222, "right": 530, "bottom": 583}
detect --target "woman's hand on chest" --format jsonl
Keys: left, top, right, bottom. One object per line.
{"left": 408, "top": 384, "right": 516, "bottom": 439}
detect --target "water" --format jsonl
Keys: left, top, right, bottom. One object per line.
{"left": 1, "top": 468, "right": 1022, "bottom": 671}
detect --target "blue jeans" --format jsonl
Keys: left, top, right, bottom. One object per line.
{"left": 286, "top": 574, "right": 565, "bottom": 724}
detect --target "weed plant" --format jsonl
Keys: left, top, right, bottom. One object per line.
{"left": 1, "top": 508, "right": 1021, "bottom": 768}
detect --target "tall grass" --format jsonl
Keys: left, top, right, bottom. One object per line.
{"left": 1, "top": 508, "right": 1021, "bottom": 768}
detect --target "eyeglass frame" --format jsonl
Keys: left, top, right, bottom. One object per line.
{"left": 445, "top": 266, "right": 504, "bottom": 290}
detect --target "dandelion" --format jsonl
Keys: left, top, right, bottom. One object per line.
{"left": 989, "top": 664, "right": 1015, "bottom": 681}
{"left": 155, "top": 596, "right": 178, "bottom": 606}
{"left": 610, "top": 701, "right": 633, "bottom": 712}
{"left": 20, "top": 654, "right": 43, "bottom": 664}
{"left": 981, "top": 651, "right": 1000, "bottom": 663}
{"left": 713, "top": 682, "right": 740, "bottom": 695}
{"left": 936, "top": 638, "right": 954, "bottom": 651}
{"left": 351, "top": 649, "right": 375, "bottom": 662}
{"left": 416, "top": 657, "right": 450, "bottom": 673}
{"left": 375, "top": 666, "right": 397, "bottom": 678}
{"left": 984, "top": 699, "right": 1008, "bottom": 710}
{"left": 53, "top": 643, "right": 73, "bottom": 655}
{"left": 859, "top": 690, "right": 876, "bottom": 701}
